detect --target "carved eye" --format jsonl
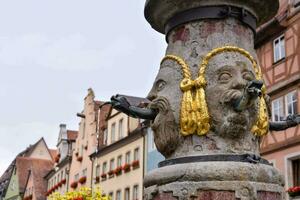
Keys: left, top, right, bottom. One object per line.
{"left": 156, "top": 80, "right": 166, "bottom": 91}
{"left": 242, "top": 72, "right": 255, "bottom": 81}
{"left": 218, "top": 72, "right": 232, "bottom": 83}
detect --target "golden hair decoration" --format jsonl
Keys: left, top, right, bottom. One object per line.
{"left": 161, "top": 45, "right": 269, "bottom": 137}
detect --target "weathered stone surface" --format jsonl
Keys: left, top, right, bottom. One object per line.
{"left": 144, "top": 162, "right": 284, "bottom": 187}
{"left": 153, "top": 193, "right": 177, "bottom": 200}
{"left": 145, "top": 0, "right": 279, "bottom": 34}
{"left": 144, "top": 1, "right": 284, "bottom": 199}
{"left": 147, "top": 18, "right": 260, "bottom": 159}
{"left": 197, "top": 191, "right": 236, "bottom": 200}
{"left": 144, "top": 181, "right": 285, "bottom": 200}
{"left": 257, "top": 191, "right": 281, "bottom": 200}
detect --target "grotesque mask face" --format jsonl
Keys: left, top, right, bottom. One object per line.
{"left": 205, "top": 53, "right": 259, "bottom": 138}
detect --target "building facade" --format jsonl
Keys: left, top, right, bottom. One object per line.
{"left": 91, "top": 101, "right": 144, "bottom": 200}
{"left": 1, "top": 138, "right": 55, "bottom": 200}
{"left": 68, "top": 89, "right": 101, "bottom": 190}
{"left": 256, "top": 0, "right": 300, "bottom": 197}
{"left": 45, "top": 124, "right": 77, "bottom": 198}
{"left": 23, "top": 159, "right": 53, "bottom": 200}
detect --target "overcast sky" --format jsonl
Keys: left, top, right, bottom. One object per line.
{"left": 0, "top": 0, "right": 166, "bottom": 175}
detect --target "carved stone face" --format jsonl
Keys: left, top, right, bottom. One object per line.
{"left": 205, "top": 53, "right": 259, "bottom": 138}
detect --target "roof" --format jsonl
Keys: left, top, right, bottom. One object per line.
{"left": 49, "top": 149, "right": 57, "bottom": 161}
{"left": 67, "top": 130, "right": 78, "bottom": 141}
{"left": 0, "top": 138, "right": 45, "bottom": 195}
{"left": 26, "top": 159, "right": 53, "bottom": 200}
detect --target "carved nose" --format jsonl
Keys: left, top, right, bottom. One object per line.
{"left": 231, "top": 77, "right": 247, "bottom": 90}
{"left": 147, "top": 92, "right": 157, "bottom": 101}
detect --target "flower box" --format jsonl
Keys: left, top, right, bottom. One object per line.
{"left": 61, "top": 179, "right": 66, "bottom": 184}
{"left": 58, "top": 182, "right": 63, "bottom": 187}
{"left": 70, "top": 181, "right": 78, "bottom": 189}
{"left": 122, "top": 163, "right": 131, "bottom": 172}
{"left": 108, "top": 170, "right": 114, "bottom": 177}
{"left": 78, "top": 176, "right": 87, "bottom": 184}
{"left": 77, "top": 156, "right": 83, "bottom": 162}
{"left": 101, "top": 173, "right": 107, "bottom": 179}
{"left": 114, "top": 167, "right": 122, "bottom": 176}
{"left": 95, "top": 176, "right": 100, "bottom": 183}
{"left": 132, "top": 160, "right": 140, "bottom": 169}
{"left": 288, "top": 186, "right": 300, "bottom": 197}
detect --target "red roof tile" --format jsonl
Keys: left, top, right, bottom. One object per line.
{"left": 67, "top": 130, "right": 78, "bottom": 141}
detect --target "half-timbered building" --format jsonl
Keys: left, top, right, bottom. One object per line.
{"left": 256, "top": 0, "right": 300, "bottom": 195}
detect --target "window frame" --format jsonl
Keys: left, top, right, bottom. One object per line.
{"left": 273, "top": 34, "right": 285, "bottom": 63}
{"left": 111, "top": 123, "right": 116, "bottom": 143}
{"left": 285, "top": 90, "right": 298, "bottom": 116}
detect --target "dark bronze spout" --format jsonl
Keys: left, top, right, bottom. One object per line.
{"left": 233, "top": 80, "right": 263, "bottom": 112}
{"left": 103, "top": 94, "right": 157, "bottom": 120}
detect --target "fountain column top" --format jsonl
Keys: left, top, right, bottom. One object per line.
{"left": 145, "top": 0, "right": 279, "bottom": 34}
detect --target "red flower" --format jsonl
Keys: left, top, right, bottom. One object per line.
{"left": 287, "top": 186, "right": 300, "bottom": 196}
{"left": 132, "top": 160, "right": 140, "bottom": 168}
{"left": 114, "top": 167, "right": 122, "bottom": 175}
{"left": 101, "top": 173, "right": 107, "bottom": 178}
{"left": 122, "top": 163, "right": 131, "bottom": 172}
{"left": 77, "top": 156, "right": 83, "bottom": 162}
{"left": 95, "top": 176, "right": 100, "bottom": 183}
{"left": 61, "top": 179, "right": 66, "bottom": 184}
{"left": 108, "top": 170, "right": 114, "bottom": 176}
{"left": 78, "top": 176, "right": 87, "bottom": 184}
{"left": 70, "top": 181, "right": 78, "bottom": 189}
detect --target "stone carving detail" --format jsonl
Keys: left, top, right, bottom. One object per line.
{"left": 149, "top": 96, "right": 183, "bottom": 158}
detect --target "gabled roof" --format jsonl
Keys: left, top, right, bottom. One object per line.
{"left": 49, "top": 149, "right": 57, "bottom": 161}
{"left": 0, "top": 137, "right": 53, "bottom": 196}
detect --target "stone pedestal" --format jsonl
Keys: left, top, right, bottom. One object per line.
{"left": 144, "top": 1, "right": 284, "bottom": 199}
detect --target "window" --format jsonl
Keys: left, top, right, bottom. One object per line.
{"left": 102, "top": 162, "right": 107, "bottom": 174}
{"left": 133, "top": 185, "right": 139, "bottom": 200}
{"left": 125, "top": 188, "right": 130, "bottom": 200}
{"left": 82, "top": 168, "right": 87, "bottom": 176}
{"left": 117, "top": 155, "right": 122, "bottom": 167}
{"left": 134, "top": 148, "right": 139, "bottom": 161}
{"left": 273, "top": 34, "right": 285, "bottom": 62}
{"left": 111, "top": 123, "right": 116, "bottom": 143}
{"left": 81, "top": 145, "right": 84, "bottom": 156}
{"left": 292, "top": 159, "right": 300, "bottom": 186}
{"left": 110, "top": 159, "right": 115, "bottom": 171}
{"left": 116, "top": 190, "right": 121, "bottom": 200}
{"left": 82, "top": 121, "right": 86, "bottom": 139}
{"left": 147, "top": 128, "right": 156, "bottom": 152}
{"left": 286, "top": 91, "right": 298, "bottom": 116}
{"left": 103, "top": 129, "right": 108, "bottom": 145}
{"left": 75, "top": 173, "right": 79, "bottom": 181}
{"left": 272, "top": 91, "right": 298, "bottom": 122}
{"left": 125, "top": 151, "right": 131, "bottom": 164}
{"left": 118, "top": 119, "right": 123, "bottom": 140}
{"left": 95, "top": 165, "right": 100, "bottom": 176}
{"left": 272, "top": 97, "right": 284, "bottom": 122}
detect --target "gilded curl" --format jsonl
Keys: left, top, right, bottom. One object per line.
{"left": 161, "top": 46, "right": 269, "bottom": 137}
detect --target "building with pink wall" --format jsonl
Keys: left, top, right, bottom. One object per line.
{"left": 256, "top": 0, "right": 300, "bottom": 198}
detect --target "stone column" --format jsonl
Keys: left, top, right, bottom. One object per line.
{"left": 144, "top": 1, "right": 285, "bottom": 200}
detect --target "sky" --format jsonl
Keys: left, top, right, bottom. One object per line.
{"left": 0, "top": 0, "right": 166, "bottom": 175}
